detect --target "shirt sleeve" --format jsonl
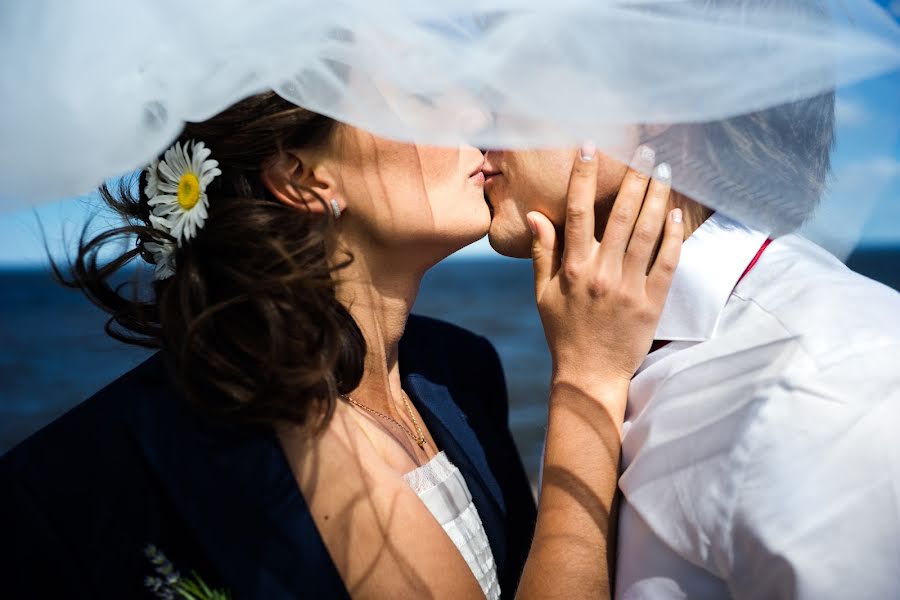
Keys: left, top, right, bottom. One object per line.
{"left": 726, "top": 345, "right": 900, "bottom": 600}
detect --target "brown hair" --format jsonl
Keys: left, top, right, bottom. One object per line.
{"left": 54, "top": 92, "right": 365, "bottom": 430}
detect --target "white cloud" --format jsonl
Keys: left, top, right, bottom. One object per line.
{"left": 868, "top": 156, "right": 900, "bottom": 178}
{"left": 801, "top": 155, "right": 900, "bottom": 256}
{"left": 834, "top": 97, "right": 868, "bottom": 126}
{"left": 841, "top": 156, "right": 900, "bottom": 180}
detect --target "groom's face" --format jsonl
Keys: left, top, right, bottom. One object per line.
{"left": 483, "top": 146, "right": 635, "bottom": 258}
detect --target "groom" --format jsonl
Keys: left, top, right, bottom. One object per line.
{"left": 484, "top": 90, "right": 900, "bottom": 597}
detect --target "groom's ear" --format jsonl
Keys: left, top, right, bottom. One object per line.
{"left": 260, "top": 150, "right": 337, "bottom": 215}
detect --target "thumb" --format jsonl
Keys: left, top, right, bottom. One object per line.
{"left": 528, "top": 211, "right": 558, "bottom": 299}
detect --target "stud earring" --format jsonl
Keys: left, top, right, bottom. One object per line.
{"left": 330, "top": 198, "right": 342, "bottom": 220}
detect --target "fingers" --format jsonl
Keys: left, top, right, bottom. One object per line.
{"left": 562, "top": 142, "right": 599, "bottom": 266}
{"left": 623, "top": 163, "right": 672, "bottom": 284}
{"left": 529, "top": 211, "right": 560, "bottom": 301}
{"left": 647, "top": 208, "right": 684, "bottom": 306}
{"left": 599, "top": 145, "right": 656, "bottom": 263}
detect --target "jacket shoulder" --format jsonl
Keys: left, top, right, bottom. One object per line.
{"left": 3, "top": 353, "right": 169, "bottom": 467}
{"left": 405, "top": 313, "right": 488, "bottom": 342}
{"left": 0, "top": 353, "right": 200, "bottom": 598}
{"left": 403, "top": 314, "right": 497, "bottom": 362}
{"left": 401, "top": 314, "right": 509, "bottom": 422}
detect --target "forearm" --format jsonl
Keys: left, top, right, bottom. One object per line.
{"left": 516, "top": 379, "right": 627, "bottom": 600}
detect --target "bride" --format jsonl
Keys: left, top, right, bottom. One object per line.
{"left": 1, "top": 91, "right": 680, "bottom": 598}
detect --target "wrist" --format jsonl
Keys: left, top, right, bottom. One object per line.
{"left": 548, "top": 372, "right": 630, "bottom": 416}
{"left": 550, "top": 363, "right": 632, "bottom": 395}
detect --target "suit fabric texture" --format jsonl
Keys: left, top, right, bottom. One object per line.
{"left": 2, "top": 315, "right": 537, "bottom": 599}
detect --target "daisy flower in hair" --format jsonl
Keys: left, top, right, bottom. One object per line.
{"left": 145, "top": 140, "right": 221, "bottom": 244}
{"left": 143, "top": 239, "right": 177, "bottom": 281}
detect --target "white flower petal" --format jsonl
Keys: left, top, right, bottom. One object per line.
{"left": 170, "top": 216, "right": 187, "bottom": 245}
{"left": 145, "top": 159, "right": 161, "bottom": 198}
{"left": 158, "top": 160, "right": 180, "bottom": 185}
{"left": 149, "top": 214, "right": 171, "bottom": 231}
{"left": 196, "top": 199, "right": 208, "bottom": 221}
{"left": 181, "top": 142, "right": 195, "bottom": 172}
{"left": 193, "top": 144, "right": 211, "bottom": 173}
{"left": 200, "top": 168, "right": 220, "bottom": 188}
{"left": 184, "top": 141, "right": 199, "bottom": 171}
{"left": 162, "top": 145, "right": 181, "bottom": 179}
{"left": 154, "top": 257, "right": 176, "bottom": 281}
{"left": 175, "top": 143, "right": 191, "bottom": 175}
{"left": 144, "top": 238, "right": 177, "bottom": 280}
{"left": 152, "top": 206, "right": 178, "bottom": 221}
{"left": 200, "top": 159, "right": 220, "bottom": 176}
{"left": 148, "top": 194, "right": 177, "bottom": 207}
{"left": 187, "top": 211, "right": 202, "bottom": 235}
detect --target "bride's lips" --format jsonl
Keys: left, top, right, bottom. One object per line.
{"left": 468, "top": 158, "right": 486, "bottom": 185}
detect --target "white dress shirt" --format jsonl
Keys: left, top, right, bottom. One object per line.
{"left": 615, "top": 213, "right": 900, "bottom": 599}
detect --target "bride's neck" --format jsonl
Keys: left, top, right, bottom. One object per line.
{"left": 334, "top": 251, "right": 424, "bottom": 411}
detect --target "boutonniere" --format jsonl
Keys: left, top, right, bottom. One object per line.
{"left": 144, "top": 544, "right": 231, "bottom": 600}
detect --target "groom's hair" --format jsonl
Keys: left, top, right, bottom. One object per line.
{"left": 679, "top": 0, "right": 836, "bottom": 232}
{"left": 689, "top": 91, "right": 835, "bottom": 232}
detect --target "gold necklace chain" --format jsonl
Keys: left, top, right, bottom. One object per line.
{"left": 341, "top": 392, "right": 427, "bottom": 449}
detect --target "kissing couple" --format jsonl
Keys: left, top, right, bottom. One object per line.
{"left": 3, "top": 84, "right": 900, "bottom": 600}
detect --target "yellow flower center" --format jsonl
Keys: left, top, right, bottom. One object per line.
{"left": 177, "top": 172, "right": 201, "bottom": 209}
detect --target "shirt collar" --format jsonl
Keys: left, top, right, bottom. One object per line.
{"left": 654, "top": 212, "right": 768, "bottom": 342}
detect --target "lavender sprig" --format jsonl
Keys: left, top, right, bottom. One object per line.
{"left": 143, "top": 544, "right": 231, "bottom": 600}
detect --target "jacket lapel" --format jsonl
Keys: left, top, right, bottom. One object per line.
{"left": 129, "top": 340, "right": 514, "bottom": 598}
{"left": 404, "top": 372, "right": 508, "bottom": 575}
{"left": 129, "top": 362, "right": 349, "bottom": 600}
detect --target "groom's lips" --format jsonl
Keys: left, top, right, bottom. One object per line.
{"left": 482, "top": 152, "right": 502, "bottom": 185}
{"left": 481, "top": 169, "right": 500, "bottom": 216}
{"left": 482, "top": 168, "right": 502, "bottom": 185}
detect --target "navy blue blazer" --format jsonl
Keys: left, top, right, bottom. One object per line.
{"left": 1, "top": 315, "right": 536, "bottom": 599}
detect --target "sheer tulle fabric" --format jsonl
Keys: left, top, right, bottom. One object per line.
{"left": 1, "top": 0, "right": 898, "bottom": 254}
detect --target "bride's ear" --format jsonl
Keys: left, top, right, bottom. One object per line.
{"left": 261, "top": 150, "right": 341, "bottom": 216}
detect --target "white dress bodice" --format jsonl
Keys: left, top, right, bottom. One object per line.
{"left": 403, "top": 451, "right": 500, "bottom": 599}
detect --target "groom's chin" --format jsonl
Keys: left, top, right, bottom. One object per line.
{"left": 488, "top": 223, "right": 533, "bottom": 259}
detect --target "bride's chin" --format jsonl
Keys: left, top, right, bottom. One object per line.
{"left": 429, "top": 222, "right": 490, "bottom": 263}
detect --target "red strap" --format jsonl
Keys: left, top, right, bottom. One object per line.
{"left": 736, "top": 238, "right": 773, "bottom": 286}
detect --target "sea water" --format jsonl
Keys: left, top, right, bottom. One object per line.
{"left": 2, "top": 250, "right": 898, "bottom": 479}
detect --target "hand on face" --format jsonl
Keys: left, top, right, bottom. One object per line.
{"left": 528, "top": 144, "right": 683, "bottom": 398}
{"left": 483, "top": 138, "right": 636, "bottom": 259}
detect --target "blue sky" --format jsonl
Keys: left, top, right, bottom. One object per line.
{"left": 1, "top": 1, "right": 898, "bottom": 266}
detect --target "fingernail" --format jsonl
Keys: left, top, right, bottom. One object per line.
{"left": 527, "top": 214, "right": 537, "bottom": 235}
{"left": 580, "top": 141, "right": 597, "bottom": 162}
{"left": 672, "top": 208, "right": 683, "bottom": 224}
{"left": 631, "top": 145, "right": 656, "bottom": 172}
{"left": 653, "top": 162, "right": 672, "bottom": 183}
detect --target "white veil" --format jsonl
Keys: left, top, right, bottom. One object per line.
{"left": 1, "top": 0, "right": 898, "bottom": 256}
